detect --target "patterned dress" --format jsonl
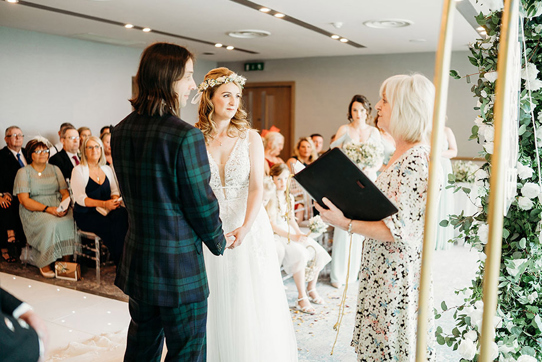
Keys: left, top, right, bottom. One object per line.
{"left": 351, "top": 145, "right": 436, "bottom": 361}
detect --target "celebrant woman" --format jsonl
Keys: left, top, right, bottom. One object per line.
{"left": 316, "top": 74, "right": 437, "bottom": 361}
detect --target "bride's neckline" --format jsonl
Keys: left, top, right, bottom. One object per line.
{"left": 208, "top": 136, "right": 243, "bottom": 188}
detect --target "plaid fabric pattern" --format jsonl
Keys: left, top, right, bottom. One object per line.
{"left": 112, "top": 112, "right": 226, "bottom": 307}
{"left": 125, "top": 297, "right": 208, "bottom": 362}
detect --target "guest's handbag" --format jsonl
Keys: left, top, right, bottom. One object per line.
{"left": 54, "top": 261, "right": 81, "bottom": 281}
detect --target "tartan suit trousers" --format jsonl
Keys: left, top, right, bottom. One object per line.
{"left": 124, "top": 297, "right": 208, "bottom": 362}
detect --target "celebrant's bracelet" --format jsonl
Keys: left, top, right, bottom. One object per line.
{"left": 347, "top": 219, "right": 353, "bottom": 234}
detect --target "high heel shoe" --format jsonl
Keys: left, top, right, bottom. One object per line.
{"left": 296, "top": 297, "right": 315, "bottom": 314}
{"left": 39, "top": 267, "right": 55, "bottom": 279}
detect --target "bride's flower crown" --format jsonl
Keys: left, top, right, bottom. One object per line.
{"left": 191, "top": 73, "right": 247, "bottom": 104}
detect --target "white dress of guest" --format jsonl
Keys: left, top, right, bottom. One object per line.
{"left": 435, "top": 136, "right": 455, "bottom": 250}
{"left": 351, "top": 145, "right": 436, "bottom": 361}
{"left": 203, "top": 133, "right": 298, "bottom": 362}
{"left": 329, "top": 127, "right": 382, "bottom": 286}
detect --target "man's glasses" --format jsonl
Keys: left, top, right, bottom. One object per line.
{"left": 6, "top": 134, "right": 24, "bottom": 139}
{"left": 86, "top": 145, "right": 101, "bottom": 151}
{"left": 33, "top": 149, "right": 50, "bottom": 155}
{"left": 64, "top": 136, "right": 80, "bottom": 141}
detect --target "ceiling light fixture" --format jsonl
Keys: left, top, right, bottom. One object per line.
{"left": 259, "top": 7, "right": 270, "bottom": 12}
{"left": 364, "top": 19, "right": 413, "bottom": 29}
{"left": 340, "top": 38, "right": 348, "bottom": 43}
{"left": 228, "top": 29, "right": 271, "bottom": 39}
{"left": 331, "top": 35, "right": 340, "bottom": 39}
{"left": 226, "top": 46, "right": 235, "bottom": 50}
{"left": 6, "top": 0, "right": 19, "bottom": 3}
{"left": 274, "top": 13, "right": 285, "bottom": 18}
{"left": 124, "top": 24, "right": 133, "bottom": 29}
{"left": 215, "top": 43, "right": 223, "bottom": 47}
{"left": 142, "top": 27, "right": 151, "bottom": 32}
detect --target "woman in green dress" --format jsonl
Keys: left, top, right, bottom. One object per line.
{"left": 13, "top": 137, "right": 76, "bottom": 278}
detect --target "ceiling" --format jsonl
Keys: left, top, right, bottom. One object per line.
{"left": 0, "top": 0, "right": 492, "bottom": 62}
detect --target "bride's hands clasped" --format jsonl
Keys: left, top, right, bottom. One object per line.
{"left": 225, "top": 225, "right": 249, "bottom": 249}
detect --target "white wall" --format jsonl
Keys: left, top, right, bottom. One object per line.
{"left": 0, "top": 27, "right": 217, "bottom": 146}
{"left": 221, "top": 51, "right": 483, "bottom": 158}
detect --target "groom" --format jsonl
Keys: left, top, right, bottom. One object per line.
{"left": 112, "top": 43, "right": 227, "bottom": 361}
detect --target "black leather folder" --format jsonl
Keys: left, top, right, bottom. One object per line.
{"left": 293, "top": 148, "right": 398, "bottom": 221}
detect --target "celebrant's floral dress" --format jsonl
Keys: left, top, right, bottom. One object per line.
{"left": 351, "top": 145, "right": 436, "bottom": 362}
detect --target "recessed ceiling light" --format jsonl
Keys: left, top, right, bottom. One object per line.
{"left": 259, "top": 7, "right": 270, "bottom": 13}
{"left": 215, "top": 43, "right": 223, "bottom": 48}
{"left": 340, "top": 38, "right": 348, "bottom": 43}
{"left": 274, "top": 13, "right": 285, "bottom": 18}
{"left": 228, "top": 29, "right": 271, "bottom": 39}
{"left": 142, "top": 28, "right": 151, "bottom": 32}
{"left": 226, "top": 46, "right": 235, "bottom": 50}
{"left": 331, "top": 35, "right": 340, "bottom": 39}
{"left": 124, "top": 24, "right": 134, "bottom": 29}
{"left": 364, "top": 19, "right": 413, "bottom": 29}
{"left": 6, "top": 0, "right": 19, "bottom": 3}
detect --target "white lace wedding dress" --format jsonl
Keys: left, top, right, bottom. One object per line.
{"left": 203, "top": 134, "right": 298, "bottom": 362}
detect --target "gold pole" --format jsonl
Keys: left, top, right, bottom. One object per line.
{"left": 479, "top": 0, "right": 519, "bottom": 360}
{"left": 416, "top": 0, "right": 456, "bottom": 360}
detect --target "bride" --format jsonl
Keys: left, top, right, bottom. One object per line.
{"left": 194, "top": 67, "right": 298, "bottom": 361}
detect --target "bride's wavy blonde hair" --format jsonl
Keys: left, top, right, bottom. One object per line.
{"left": 195, "top": 67, "right": 251, "bottom": 144}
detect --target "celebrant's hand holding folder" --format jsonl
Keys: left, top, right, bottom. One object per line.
{"left": 292, "top": 148, "right": 398, "bottom": 222}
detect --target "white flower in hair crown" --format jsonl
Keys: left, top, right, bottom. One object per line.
{"left": 191, "top": 73, "right": 247, "bottom": 104}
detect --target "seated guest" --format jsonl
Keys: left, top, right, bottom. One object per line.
{"left": 14, "top": 137, "right": 76, "bottom": 278}
{"left": 49, "top": 122, "right": 75, "bottom": 157}
{"left": 0, "top": 126, "right": 27, "bottom": 262}
{"left": 263, "top": 131, "right": 285, "bottom": 175}
{"left": 100, "top": 132, "right": 113, "bottom": 166}
{"left": 99, "top": 125, "right": 111, "bottom": 138}
{"left": 266, "top": 164, "right": 331, "bottom": 314}
{"left": 49, "top": 126, "right": 80, "bottom": 181}
{"left": 286, "top": 137, "right": 318, "bottom": 171}
{"left": 310, "top": 133, "right": 325, "bottom": 157}
{"left": 78, "top": 127, "right": 92, "bottom": 143}
{"left": 71, "top": 136, "right": 127, "bottom": 266}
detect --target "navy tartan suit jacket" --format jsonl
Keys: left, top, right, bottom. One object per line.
{"left": 112, "top": 111, "right": 226, "bottom": 307}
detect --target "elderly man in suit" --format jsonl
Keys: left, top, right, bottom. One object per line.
{"left": 0, "top": 126, "right": 27, "bottom": 262}
{"left": 112, "top": 43, "right": 228, "bottom": 362}
{"left": 0, "top": 287, "right": 48, "bottom": 361}
{"left": 49, "top": 126, "right": 80, "bottom": 181}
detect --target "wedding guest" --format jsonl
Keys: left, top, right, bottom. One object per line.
{"left": 77, "top": 127, "right": 92, "bottom": 142}
{"left": 316, "top": 73, "right": 437, "bottom": 361}
{"left": 263, "top": 131, "right": 285, "bottom": 175}
{"left": 49, "top": 126, "right": 80, "bottom": 181}
{"left": 99, "top": 125, "right": 111, "bottom": 138}
{"left": 266, "top": 163, "right": 331, "bottom": 314}
{"left": 286, "top": 137, "right": 318, "bottom": 221}
{"left": 310, "top": 133, "right": 325, "bottom": 156}
{"left": 71, "top": 136, "right": 127, "bottom": 265}
{"left": 14, "top": 137, "right": 76, "bottom": 278}
{"left": 286, "top": 137, "right": 318, "bottom": 171}
{"left": 1, "top": 287, "right": 49, "bottom": 362}
{"left": 100, "top": 132, "right": 113, "bottom": 165}
{"left": 329, "top": 94, "right": 382, "bottom": 288}
{"left": 0, "top": 126, "right": 27, "bottom": 263}
{"left": 49, "top": 122, "right": 75, "bottom": 157}
{"left": 435, "top": 125, "right": 458, "bottom": 251}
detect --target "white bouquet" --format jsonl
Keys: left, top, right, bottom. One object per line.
{"left": 343, "top": 141, "right": 384, "bottom": 169}
{"left": 453, "top": 161, "right": 479, "bottom": 183}
{"left": 308, "top": 215, "right": 328, "bottom": 236}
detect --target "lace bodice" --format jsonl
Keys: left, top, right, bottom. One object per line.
{"left": 208, "top": 134, "right": 251, "bottom": 202}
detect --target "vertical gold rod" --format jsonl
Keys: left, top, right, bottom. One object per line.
{"left": 479, "top": 0, "right": 518, "bottom": 360}
{"left": 416, "top": 0, "right": 456, "bottom": 360}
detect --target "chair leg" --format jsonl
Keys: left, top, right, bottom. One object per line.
{"left": 95, "top": 236, "right": 101, "bottom": 284}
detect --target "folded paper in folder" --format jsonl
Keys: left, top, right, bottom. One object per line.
{"left": 293, "top": 148, "right": 398, "bottom": 221}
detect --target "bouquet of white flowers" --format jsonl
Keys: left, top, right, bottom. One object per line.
{"left": 343, "top": 141, "right": 384, "bottom": 169}
{"left": 308, "top": 215, "right": 328, "bottom": 236}
{"left": 452, "top": 161, "right": 479, "bottom": 183}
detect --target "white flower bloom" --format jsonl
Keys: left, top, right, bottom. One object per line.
{"left": 482, "top": 125, "right": 495, "bottom": 141}
{"left": 521, "top": 183, "right": 541, "bottom": 199}
{"left": 464, "top": 305, "right": 475, "bottom": 315}
{"left": 506, "top": 259, "right": 528, "bottom": 277}
{"left": 471, "top": 309, "right": 484, "bottom": 331}
{"left": 481, "top": 90, "right": 488, "bottom": 98}
{"left": 498, "top": 342, "right": 515, "bottom": 354}
{"left": 490, "top": 342, "right": 499, "bottom": 360}
{"left": 517, "top": 162, "right": 534, "bottom": 180}
{"left": 484, "top": 141, "right": 494, "bottom": 154}
{"left": 478, "top": 223, "right": 489, "bottom": 244}
{"left": 500, "top": 356, "right": 516, "bottom": 362}
{"left": 479, "top": 252, "right": 487, "bottom": 261}
{"left": 474, "top": 116, "right": 484, "bottom": 127}
{"left": 527, "top": 291, "right": 538, "bottom": 303}
{"left": 521, "top": 62, "right": 539, "bottom": 82}
{"left": 536, "top": 24, "right": 542, "bottom": 34}
{"left": 474, "top": 300, "right": 484, "bottom": 310}
{"left": 518, "top": 196, "right": 534, "bottom": 210}
{"left": 465, "top": 330, "right": 478, "bottom": 341}
{"left": 518, "top": 356, "right": 537, "bottom": 362}
{"left": 484, "top": 71, "right": 498, "bottom": 83}
{"left": 458, "top": 338, "right": 477, "bottom": 360}
{"left": 525, "top": 78, "right": 542, "bottom": 91}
